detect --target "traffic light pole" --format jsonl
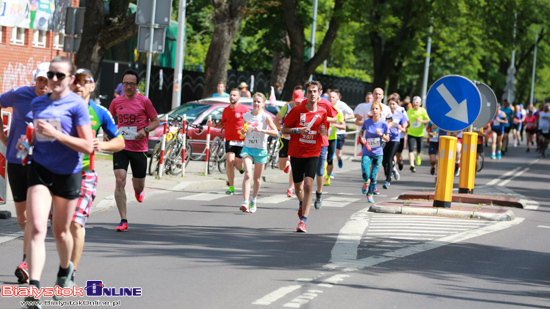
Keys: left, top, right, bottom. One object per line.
{"left": 145, "top": 0, "right": 157, "bottom": 98}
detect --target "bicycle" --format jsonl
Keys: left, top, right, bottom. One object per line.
{"left": 477, "top": 151, "right": 484, "bottom": 173}
{"left": 148, "top": 116, "right": 191, "bottom": 176}
{"left": 265, "top": 135, "right": 280, "bottom": 169}
{"left": 208, "top": 135, "right": 226, "bottom": 174}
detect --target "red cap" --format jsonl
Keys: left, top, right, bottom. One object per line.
{"left": 293, "top": 90, "right": 304, "bottom": 102}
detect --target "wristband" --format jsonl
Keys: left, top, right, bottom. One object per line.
{"left": 293, "top": 128, "right": 299, "bottom": 134}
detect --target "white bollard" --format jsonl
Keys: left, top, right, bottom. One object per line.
{"left": 204, "top": 115, "right": 212, "bottom": 175}
{"left": 158, "top": 114, "right": 169, "bottom": 179}
{"left": 182, "top": 114, "right": 187, "bottom": 177}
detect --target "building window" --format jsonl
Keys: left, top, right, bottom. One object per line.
{"left": 10, "top": 27, "right": 25, "bottom": 45}
{"left": 53, "top": 32, "right": 64, "bottom": 50}
{"left": 32, "top": 30, "right": 47, "bottom": 48}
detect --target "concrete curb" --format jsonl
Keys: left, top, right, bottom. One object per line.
{"left": 368, "top": 204, "right": 515, "bottom": 221}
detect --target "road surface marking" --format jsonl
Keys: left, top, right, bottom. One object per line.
{"left": 322, "top": 197, "right": 360, "bottom": 208}
{"left": 486, "top": 167, "right": 521, "bottom": 186}
{"left": 177, "top": 192, "right": 225, "bottom": 201}
{"left": 252, "top": 285, "right": 302, "bottom": 305}
{"left": 256, "top": 194, "right": 291, "bottom": 204}
{"left": 497, "top": 167, "right": 529, "bottom": 186}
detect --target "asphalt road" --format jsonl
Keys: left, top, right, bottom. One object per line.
{"left": 1, "top": 142, "right": 549, "bottom": 309}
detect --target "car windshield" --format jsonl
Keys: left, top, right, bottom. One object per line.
{"left": 169, "top": 103, "right": 210, "bottom": 122}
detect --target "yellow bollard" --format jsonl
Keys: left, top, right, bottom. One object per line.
{"left": 458, "top": 132, "right": 478, "bottom": 194}
{"left": 434, "top": 136, "right": 457, "bottom": 208}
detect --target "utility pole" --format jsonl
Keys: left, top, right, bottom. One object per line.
{"left": 171, "top": 0, "right": 191, "bottom": 109}
{"left": 421, "top": 17, "right": 433, "bottom": 104}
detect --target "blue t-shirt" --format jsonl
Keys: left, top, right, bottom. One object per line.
{"left": 0, "top": 86, "right": 37, "bottom": 163}
{"left": 361, "top": 118, "right": 389, "bottom": 156}
{"left": 501, "top": 106, "right": 513, "bottom": 127}
{"left": 491, "top": 111, "right": 506, "bottom": 133}
{"left": 31, "top": 92, "right": 91, "bottom": 174}
{"left": 389, "top": 111, "right": 406, "bottom": 142}
{"left": 212, "top": 92, "right": 229, "bottom": 97}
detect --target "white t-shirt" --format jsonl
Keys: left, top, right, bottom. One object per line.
{"left": 538, "top": 111, "right": 550, "bottom": 133}
{"left": 243, "top": 112, "right": 269, "bottom": 149}
{"left": 335, "top": 100, "right": 353, "bottom": 135}
{"left": 354, "top": 102, "right": 392, "bottom": 122}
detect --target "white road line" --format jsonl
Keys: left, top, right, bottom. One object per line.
{"left": 322, "top": 197, "right": 360, "bottom": 208}
{"left": 537, "top": 225, "right": 550, "bottom": 229}
{"left": 497, "top": 167, "right": 529, "bottom": 186}
{"left": 252, "top": 285, "right": 302, "bottom": 305}
{"left": 256, "top": 194, "right": 291, "bottom": 204}
{"left": 486, "top": 167, "right": 521, "bottom": 186}
{"left": 177, "top": 192, "right": 225, "bottom": 201}
{"left": 0, "top": 231, "right": 23, "bottom": 244}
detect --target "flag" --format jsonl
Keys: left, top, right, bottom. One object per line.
{"left": 269, "top": 86, "right": 276, "bottom": 106}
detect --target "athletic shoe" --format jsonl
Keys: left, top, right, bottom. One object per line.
{"left": 454, "top": 167, "right": 460, "bottom": 177}
{"left": 415, "top": 156, "right": 422, "bottom": 166}
{"left": 398, "top": 162, "right": 403, "bottom": 170}
{"left": 362, "top": 182, "right": 369, "bottom": 194}
{"left": 135, "top": 191, "right": 144, "bottom": 203}
{"left": 410, "top": 166, "right": 416, "bottom": 173}
{"left": 330, "top": 173, "right": 334, "bottom": 179}
{"left": 393, "top": 168, "right": 401, "bottom": 181}
{"left": 24, "top": 295, "right": 42, "bottom": 309}
{"left": 249, "top": 200, "right": 257, "bottom": 213}
{"left": 53, "top": 262, "right": 74, "bottom": 300}
{"left": 383, "top": 181, "right": 390, "bottom": 189}
{"left": 287, "top": 188, "right": 294, "bottom": 198}
{"left": 491, "top": 154, "right": 496, "bottom": 160}
{"left": 296, "top": 221, "right": 307, "bottom": 233}
{"left": 115, "top": 221, "right": 128, "bottom": 232}
{"left": 497, "top": 152, "right": 502, "bottom": 160}
{"left": 314, "top": 192, "right": 322, "bottom": 209}
{"left": 239, "top": 168, "right": 245, "bottom": 174}
{"left": 284, "top": 165, "right": 290, "bottom": 173}
{"left": 338, "top": 158, "right": 343, "bottom": 168}
{"left": 15, "top": 261, "right": 29, "bottom": 284}
{"left": 367, "top": 194, "right": 374, "bottom": 203}
{"left": 323, "top": 176, "right": 331, "bottom": 186}
{"left": 374, "top": 186, "right": 380, "bottom": 195}
{"left": 526, "top": 148, "right": 530, "bottom": 152}
{"left": 226, "top": 186, "right": 235, "bottom": 195}
{"left": 430, "top": 166, "right": 435, "bottom": 175}
{"left": 240, "top": 201, "right": 249, "bottom": 213}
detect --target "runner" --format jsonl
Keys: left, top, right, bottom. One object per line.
{"left": 427, "top": 122, "right": 441, "bottom": 176}
{"left": 20, "top": 56, "right": 93, "bottom": 304}
{"left": 274, "top": 88, "right": 304, "bottom": 197}
{"left": 536, "top": 103, "right": 550, "bottom": 157}
{"left": 282, "top": 80, "right": 328, "bottom": 233}
{"left": 325, "top": 90, "right": 346, "bottom": 186}
{"left": 354, "top": 92, "right": 374, "bottom": 127}
{"left": 109, "top": 70, "right": 160, "bottom": 231}
{"left": 524, "top": 109, "right": 537, "bottom": 152}
{"left": 333, "top": 90, "right": 354, "bottom": 169}
{"left": 490, "top": 104, "right": 507, "bottom": 159}
{"left": 239, "top": 93, "right": 279, "bottom": 213}
{"left": 512, "top": 104, "right": 524, "bottom": 147}
{"left": 406, "top": 96, "right": 430, "bottom": 172}
{"left": 382, "top": 96, "right": 406, "bottom": 188}
{"left": 0, "top": 62, "right": 50, "bottom": 284}
{"left": 501, "top": 99, "right": 514, "bottom": 154}
{"left": 69, "top": 68, "right": 125, "bottom": 282}
{"left": 212, "top": 81, "right": 230, "bottom": 97}
{"left": 359, "top": 102, "right": 390, "bottom": 203}
{"left": 209, "top": 88, "right": 248, "bottom": 195}
{"left": 454, "top": 131, "right": 463, "bottom": 176}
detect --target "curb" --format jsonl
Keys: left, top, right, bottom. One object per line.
{"left": 368, "top": 204, "right": 516, "bottom": 221}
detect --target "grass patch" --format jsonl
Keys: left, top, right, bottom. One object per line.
{"left": 96, "top": 153, "right": 113, "bottom": 161}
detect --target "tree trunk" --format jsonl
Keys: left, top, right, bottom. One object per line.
{"left": 270, "top": 31, "right": 290, "bottom": 89}
{"left": 203, "top": 0, "right": 248, "bottom": 98}
{"left": 281, "top": 0, "right": 342, "bottom": 101}
{"left": 75, "top": 0, "right": 138, "bottom": 81}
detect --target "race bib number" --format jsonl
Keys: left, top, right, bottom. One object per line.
{"left": 432, "top": 132, "right": 439, "bottom": 139}
{"left": 35, "top": 118, "right": 61, "bottom": 142}
{"left": 411, "top": 121, "right": 421, "bottom": 129}
{"left": 229, "top": 140, "right": 244, "bottom": 147}
{"left": 246, "top": 138, "right": 259, "bottom": 146}
{"left": 120, "top": 126, "right": 138, "bottom": 140}
{"left": 366, "top": 137, "right": 381, "bottom": 148}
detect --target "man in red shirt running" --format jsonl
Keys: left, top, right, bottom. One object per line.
{"left": 282, "top": 81, "right": 328, "bottom": 233}
{"left": 209, "top": 89, "right": 248, "bottom": 195}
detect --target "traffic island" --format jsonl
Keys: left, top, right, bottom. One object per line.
{"left": 369, "top": 200, "right": 516, "bottom": 221}
{"left": 397, "top": 191, "right": 524, "bottom": 208}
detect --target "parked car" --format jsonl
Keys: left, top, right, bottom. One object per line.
{"left": 148, "top": 97, "right": 277, "bottom": 157}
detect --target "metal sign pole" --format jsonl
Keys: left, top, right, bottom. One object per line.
{"left": 171, "top": 0, "right": 189, "bottom": 110}
{"left": 70, "top": 7, "right": 76, "bottom": 60}
{"left": 145, "top": 0, "right": 157, "bottom": 98}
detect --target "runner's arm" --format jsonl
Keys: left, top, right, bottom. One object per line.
{"left": 261, "top": 116, "right": 280, "bottom": 137}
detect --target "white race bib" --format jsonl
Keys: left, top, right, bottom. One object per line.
{"left": 229, "top": 140, "right": 244, "bottom": 147}
{"left": 366, "top": 137, "right": 381, "bottom": 148}
{"left": 35, "top": 118, "right": 62, "bottom": 142}
{"left": 411, "top": 121, "right": 421, "bottom": 129}
{"left": 120, "top": 126, "right": 138, "bottom": 140}
{"left": 432, "top": 132, "right": 439, "bottom": 139}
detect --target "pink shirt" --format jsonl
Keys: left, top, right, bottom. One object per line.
{"left": 109, "top": 94, "right": 158, "bottom": 152}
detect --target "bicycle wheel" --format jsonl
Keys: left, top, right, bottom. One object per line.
{"left": 477, "top": 152, "right": 484, "bottom": 172}
{"left": 185, "top": 141, "right": 192, "bottom": 167}
{"left": 148, "top": 142, "right": 162, "bottom": 176}
{"left": 217, "top": 141, "right": 226, "bottom": 173}
{"left": 208, "top": 137, "right": 221, "bottom": 174}
{"left": 165, "top": 140, "right": 182, "bottom": 175}
{"left": 270, "top": 138, "right": 280, "bottom": 169}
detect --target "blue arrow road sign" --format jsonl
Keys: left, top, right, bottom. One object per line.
{"left": 425, "top": 75, "right": 481, "bottom": 132}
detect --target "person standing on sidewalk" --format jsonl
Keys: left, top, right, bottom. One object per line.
{"left": 69, "top": 68, "right": 124, "bottom": 282}
{"left": 406, "top": 96, "right": 430, "bottom": 173}
{"left": 212, "top": 81, "right": 230, "bottom": 97}
{"left": 209, "top": 88, "right": 248, "bottom": 195}
{"left": 20, "top": 56, "right": 93, "bottom": 304}
{"left": 282, "top": 80, "right": 328, "bottom": 233}
{"left": 360, "top": 102, "right": 389, "bottom": 203}
{"left": 274, "top": 88, "right": 304, "bottom": 198}
{"left": 239, "top": 93, "right": 279, "bottom": 213}
{"left": 109, "top": 70, "right": 159, "bottom": 232}
{"left": 0, "top": 62, "right": 50, "bottom": 284}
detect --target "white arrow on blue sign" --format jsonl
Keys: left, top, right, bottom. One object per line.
{"left": 425, "top": 75, "right": 482, "bottom": 132}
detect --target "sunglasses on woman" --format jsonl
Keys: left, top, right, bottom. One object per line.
{"left": 46, "top": 71, "right": 67, "bottom": 80}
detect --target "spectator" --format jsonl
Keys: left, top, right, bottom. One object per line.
{"left": 239, "top": 82, "right": 251, "bottom": 98}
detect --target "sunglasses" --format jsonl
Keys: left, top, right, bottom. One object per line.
{"left": 47, "top": 71, "right": 67, "bottom": 80}
{"left": 73, "top": 78, "right": 93, "bottom": 86}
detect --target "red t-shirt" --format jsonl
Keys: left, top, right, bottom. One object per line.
{"left": 222, "top": 103, "right": 249, "bottom": 141}
{"left": 283, "top": 104, "right": 328, "bottom": 158}
{"left": 109, "top": 94, "right": 158, "bottom": 152}
{"left": 301, "top": 97, "right": 337, "bottom": 147}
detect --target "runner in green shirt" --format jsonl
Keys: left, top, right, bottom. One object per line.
{"left": 406, "top": 96, "right": 430, "bottom": 172}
